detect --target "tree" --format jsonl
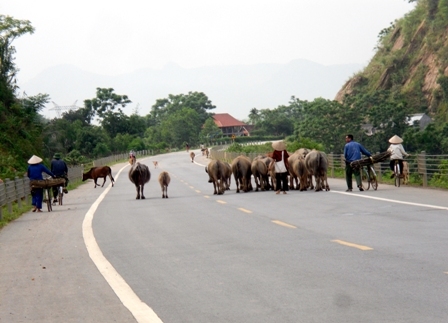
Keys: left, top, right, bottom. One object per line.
{"left": 150, "top": 91, "right": 215, "bottom": 124}
{"left": 200, "top": 117, "right": 222, "bottom": 144}
{"left": 0, "top": 15, "right": 34, "bottom": 106}
{"left": 84, "top": 88, "right": 131, "bottom": 119}
{"left": 159, "top": 108, "right": 202, "bottom": 147}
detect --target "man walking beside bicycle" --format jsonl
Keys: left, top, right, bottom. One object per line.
{"left": 51, "top": 152, "right": 69, "bottom": 203}
{"left": 344, "top": 134, "right": 371, "bottom": 192}
{"left": 388, "top": 135, "right": 409, "bottom": 178}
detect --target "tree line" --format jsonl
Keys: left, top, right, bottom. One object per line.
{"left": 1, "top": 13, "right": 446, "bottom": 181}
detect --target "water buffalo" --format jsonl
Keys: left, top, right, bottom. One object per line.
{"left": 158, "top": 171, "right": 170, "bottom": 198}
{"left": 304, "top": 149, "right": 330, "bottom": 192}
{"left": 253, "top": 155, "right": 274, "bottom": 190}
{"left": 251, "top": 159, "right": 268, "bottom": 191}
{"left": 223, "top": 161, "right": 232, "bottom": 190}
{"left": 206, "top": 159, "right": 226, "bottom": 195}
{"left": 231, "top": 155, "right": 253, "bottom": 193}
{"left": 82, "top": 166, "right": 115, "bottom": 188}
{"left": 129, "top": 159, "right": 151, "bottom": 199}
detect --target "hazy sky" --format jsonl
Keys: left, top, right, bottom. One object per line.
{"left": 3, "top": 0, "right": 415, "bottom": 83}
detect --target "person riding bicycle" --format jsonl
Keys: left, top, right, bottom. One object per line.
{"left": 388, "top": 135, "right": 409, "bottom": 179}
{"left": 129, "top": 150, "right": 136, "bottom": 163}
{"left": 51, "top": 153, "right": 69, "bottom": 202}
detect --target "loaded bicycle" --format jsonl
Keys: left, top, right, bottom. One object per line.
{"left": 360, "top": 163, "right": 378, "bottom": 190}
{"left": 30, "top": 177, "right": 65, "bottom": 212}
{"left": 350, "top": 151, "right": 391, "bottom": 191}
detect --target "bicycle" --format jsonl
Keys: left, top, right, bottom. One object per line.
{"left": 52, "top": 184, "right": 64, "bottom": 206}
{"left": 360, "top": 164, "right": 378, "bottom": 191}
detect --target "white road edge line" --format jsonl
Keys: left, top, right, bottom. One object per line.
{"left": 332, "top": 191, "right": 448, "bottom": 210}
{"left": 82, "top": 162, "right": 163, "bottom": 323}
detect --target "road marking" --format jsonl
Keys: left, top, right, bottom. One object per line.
{"left": 444, "top": 272, "right": 448, "bottom": 275}
{"left": 333, "top": 191, "right": 448, "bottom": 211}
{"left": 195, "top": 190, "right": 201, "bottom": 193}
{"left": 189, "top": 186, "right": 194, "bottom": 189}
{"left": 204, "top": 195, "right": 210, "bottom": 198}
{"left": 332, "top": 239, "right": 373, "bottom": 251}
{"left": 272, "top": 220, "right": 297, "bottom": 229}
{"left": 82, "top": 163, "right": 163, "bottom": 323}
{"left": 238, "top": 208, "right": 252, "bottom": 214}
{"left": 216, "top": 200, "right": 226, "bottom": 204}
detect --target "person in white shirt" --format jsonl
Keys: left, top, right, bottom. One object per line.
{"left": 388, "top": 135, "right": 409, "bottom": 178}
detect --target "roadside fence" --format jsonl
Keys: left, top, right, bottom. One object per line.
{"left": 0, "top": 150, "right": 150, "bottom": 220}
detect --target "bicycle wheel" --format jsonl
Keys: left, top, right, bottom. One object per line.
{"left": 46, "top": 188, "right": 52, "bottom": 212}
{"left": 361, "top": 167, "right": 370, "bottom": 190}
{"left": 369, "top": 167, "right": 378, "bottom": 190}
{"left": 58, "top": 186, "right": 63, "bottom": 206}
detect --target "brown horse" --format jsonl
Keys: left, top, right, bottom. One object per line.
{"left": 129, "top": 158, "right": 151, "bottom": 199}
{"left": 82, "top": 166, "right": 115, "bottom": 188}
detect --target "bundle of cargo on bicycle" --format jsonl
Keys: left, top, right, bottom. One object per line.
{"left": 30, "top": 178, "right": 65, "bottom": 189}
{"left": 350, "top": 151, "right": 391, "bottom": 169}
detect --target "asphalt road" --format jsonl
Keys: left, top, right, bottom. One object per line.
{"left": 1, "top": 150, "right": 448, "bottom": 323}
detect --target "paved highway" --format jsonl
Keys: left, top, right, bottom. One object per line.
{"left": 1, "top": 150, "right": 447, "bottom": 322}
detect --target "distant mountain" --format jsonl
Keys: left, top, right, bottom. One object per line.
{"left": 19, "top": 59, "right": 362, "bottom": 121}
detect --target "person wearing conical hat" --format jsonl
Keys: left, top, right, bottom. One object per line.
{"left": 271, "top": 140, "right": 290, "bottom": 194}
{"left": 27, "top": 155, "right": 55, "bottom": 212}
{"left": 387, "top": 135, "right": 409, "bottom": 179}
{"left": 51, "top": 152, "right": 69, "bottom": 202}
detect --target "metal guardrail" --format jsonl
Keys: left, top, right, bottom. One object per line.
{"left": 0, "top": 151, "right": 152, "bottom": 220}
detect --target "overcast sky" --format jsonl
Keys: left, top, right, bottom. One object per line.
{"left": 3, "top": 0, "right": 415, "bottom": 83}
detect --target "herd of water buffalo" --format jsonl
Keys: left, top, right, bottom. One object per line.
{"left": 205, "top": 148, "right": 330, "bottom": 195}
{"left": 80, "top": 148, "right": 329, "bottom": 200}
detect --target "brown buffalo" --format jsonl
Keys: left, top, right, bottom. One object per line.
{"left": 190, "top": 151, "right": 195, "bottom": 163}
{"left": 158, "top": 171, "right": 170, "bottom": 198}
{"left": 304, "top": 150, "right": 330, "bottom": 192}
{"left": 82, "top": 166, "right": 115, "bottom": 188}
{"left": 223, "top": 161, "right": 232, "bottom": 190}
{"left": 231, "top": 155, "right": 253, "bottom": 193}
{"left": 251, "top": 159, "right": 268, "bottom": 191}
{"left": 288, "top": 148, "right": 310, "bottom": 191}
{"left": 253, "top": 155, "right": 275, "bottom": 190}
{"left": 206, "top": 159, "right": 226, "bottom": 195}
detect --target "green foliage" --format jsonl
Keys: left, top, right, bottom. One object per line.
{"left": 226, "top": 142, "right": 273, "bottom": 154}
{"left": 428, "top": 159, "right": 448, "bottom": 188}
{"left": 287, "top": 138, "right": 325, "bottom": 152}
{"left": 64, "top": 150, "right": 86, "bottom": 166}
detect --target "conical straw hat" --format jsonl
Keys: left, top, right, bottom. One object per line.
{"left": 272, "top": 141, "right": 286, "bottom": 151}
{"left": 389, "top": 135, "right": 403, "bottom": 144}
{"left": 28, "top": 155, "right": 43, "bottom": 164}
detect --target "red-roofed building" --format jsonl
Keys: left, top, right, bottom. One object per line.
{"left": 212, "top": 113, "right": 251, "bottom": 137}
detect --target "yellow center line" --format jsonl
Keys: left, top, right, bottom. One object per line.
{"left": 195, "top": 190, "right": 201, "bottom": 193}
{"left": 444, "top": 272, "right": 448, "bottom": 275}
{"left": 204, "top": 195, "right": 210, "bottom": 199}
{"left": 332, "top": 239, "right": 373, "bottom": 251}
{"left": 238, "top": 208, "right": 252, "bottom": 214}
{"left": 216, "top": 200, "right": 226, "bottom": 204}
{"left": 272, "top": 220, "right": 297, "bottom": 229}
{"left": 189, "top": 186, "right": 194, "bottom": 189}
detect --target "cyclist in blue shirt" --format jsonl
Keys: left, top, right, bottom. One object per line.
{"left": 344, "top": 134, "right": 371, "bottom": 192}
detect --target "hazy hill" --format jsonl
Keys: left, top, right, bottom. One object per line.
{"left": 19, "top": 59, "right": 362, "bottom": 121}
